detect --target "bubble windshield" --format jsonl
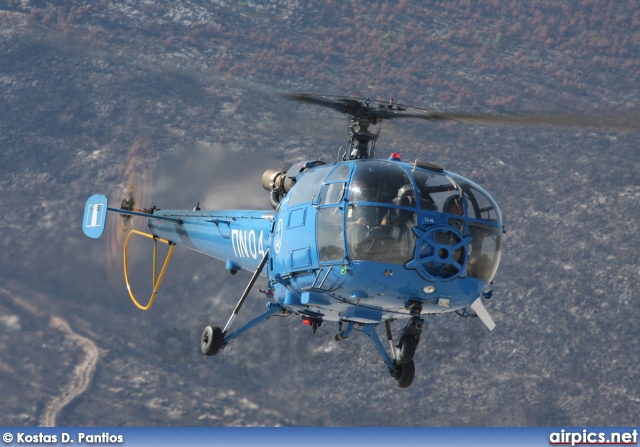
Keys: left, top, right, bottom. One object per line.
{"left": 343, "top": 160, "right": 502, "bottom": 283}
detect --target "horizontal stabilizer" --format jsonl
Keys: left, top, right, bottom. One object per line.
{"left": 82, "top": 194, "right": 108, "bottom": 239}
{"left": 470, "top": 298, "right": 496, "bottom": 331}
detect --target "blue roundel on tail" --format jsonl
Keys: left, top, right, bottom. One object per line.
{"left": 83, "top": 194, "right": 108, "bottom": 239}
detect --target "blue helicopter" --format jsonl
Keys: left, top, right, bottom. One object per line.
{"left": 83, "top": 93, "right": 505, "bottom": 388}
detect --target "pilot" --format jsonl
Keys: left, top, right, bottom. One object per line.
{"left": 383, "top": 184, "right": 415, "bottom": 226}
{"left": 443, "top": 194, "right": 464, "bottom": 216}
{"left": 397, "top": 183, "right": 415, "bottom": 202}
{"left": 442, "top": 194, "right": 465, "bottom": 236}
{"left": 346, "top": 210, "right": 370, "bottom": 259}
{"left": 376, "top": 186, "right": 415, "bottom": 260}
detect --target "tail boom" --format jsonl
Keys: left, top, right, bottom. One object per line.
{"left": 148, "top": 210, "right": 274, "bottom": 273}
{"left": 83, "top": 194, "right": 274, "bottom": 274}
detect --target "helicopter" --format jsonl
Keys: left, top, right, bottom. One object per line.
{"left": 82, "top": 93, "right": 629, "bottom": 388}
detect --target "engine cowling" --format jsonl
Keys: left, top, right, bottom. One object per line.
{"left": 262, "top": 160, "right": 326, "bottom": 209}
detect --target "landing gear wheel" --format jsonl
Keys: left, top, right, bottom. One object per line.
{"left": 397, "top": 335, "right": 418, "bottom": 364}
{"left": 201, "top": 325, "right": 223, "bottom": 356}
{"left": 394, "top": 360, "right": 415, "bottom": 388}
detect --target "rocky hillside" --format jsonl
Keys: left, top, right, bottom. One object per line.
{"left": 0, "top": 0, "right": 638, "bottom": 426}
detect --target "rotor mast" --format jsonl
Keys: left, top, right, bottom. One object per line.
{"left": 348, "top": 113, "right": 378, "bottom": 160}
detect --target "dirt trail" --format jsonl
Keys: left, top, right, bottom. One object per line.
{"left": 40, "top": 316, "right": 99, "bottom": 427}
{"left": 1, "top": 288, "right": 99, "bottom": 427}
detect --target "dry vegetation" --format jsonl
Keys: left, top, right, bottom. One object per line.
{"left": 14, "top": 0, "right": 640, "bottom": 110}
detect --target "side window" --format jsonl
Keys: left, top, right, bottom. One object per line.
{"left": 412, "top": 169, "right": 461, "bottom": 213}
{"left": 326, "top": 164, "right": 350, "bottom": 181}
{"left": 467, "top": 222, "right": 502, "bottom": 282}
{"left": 463, "top": 187, "right": 498, "bottom": 222}
{"left": 450, "top": 175, "right": 501, "bottom": 224}
{"left": 317, "top": 207, "right": 345, "bottom": 262}
{"left": 319, "top": 182, "right": 346, "bottom": 205}
{"left": 287, "top": 166, "right": 331, "bottom": 206}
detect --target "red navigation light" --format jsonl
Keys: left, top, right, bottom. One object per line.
{"left": 389, "top": 152, "right": 401, "bottom": 161}
{"left": 302, "top": 317, "right": 311, "bottom": 326}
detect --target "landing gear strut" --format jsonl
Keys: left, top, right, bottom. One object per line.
{"left": 362, "top": 324, "right": 417, "bottom": 388}
{"left": 395, "top": 305, "right": 424, "bottom": 364}
{"left": 200, "top": 249, "right": 289, "bottom": 356}
{"left": 334, "top": 307, "right": 424, "bottom": 388}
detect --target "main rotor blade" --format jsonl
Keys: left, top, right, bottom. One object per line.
{"left": 284, "top": 92, "right": 640, "bottom": 132}
{"left": 425, "top": 111, "right": 640, "bottom": 132}
{"left": 282, "top": 93, "right": 442, "bottom": 121}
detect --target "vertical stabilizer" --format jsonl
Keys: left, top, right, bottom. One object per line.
{"left": 82, "top": 194, "right": 108, "bottom": 239}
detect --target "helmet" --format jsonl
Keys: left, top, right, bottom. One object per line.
{"left": 397, "top": 184, "right": 414, "bottom": 197}
{"left": 443, "top": 195, "right": 464, "bottom": 216}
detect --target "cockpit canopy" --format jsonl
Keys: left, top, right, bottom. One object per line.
{"left": 347, "top": 160, "right": 501, "bottom": 222}
{"left": 285, "top": 159, "right": 503, "bottom": 283}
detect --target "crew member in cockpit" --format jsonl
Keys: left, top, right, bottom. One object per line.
{"left": 443, "top": 194, "right": 465, "bottom": 233}
{"left": 372, "top": 185, "right": 416, "bottom": 262}
{"left": 346, "top": 181, "right": 373, "bottom": 259}
{"left": 346, "top": 214, "right": 369, "bottom": 251}
{"left": 443, "top": 194, "right": 464, "bottom": 216}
